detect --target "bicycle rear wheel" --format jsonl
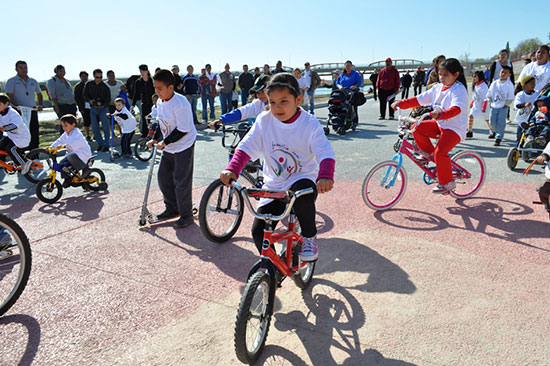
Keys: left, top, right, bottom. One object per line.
{"left": 0, "top": 213, "right": 32, "bottom": 316}
{"left": 134, "top": 138, "right": 154, "bottom": 162}
{"left": 83, "top": 168, "right": 107, "bottom": 191}
{"left": 199, "top": 179, "right": 243, "bottom": 243}
{"left": 450, "top": 151, "right": 486, "bottom": 199}
{"left": 362, "top": 160, "right": 407, "bottom": 211}
{"left": 234, "top": 271, "right": 273, "bottom": 364}
{"left": 23, "top": 148, "right": 52, "bottom": 184}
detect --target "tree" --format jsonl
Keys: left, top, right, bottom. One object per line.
{"left": 511, "top": 38, "right": 542, "bottom": 58}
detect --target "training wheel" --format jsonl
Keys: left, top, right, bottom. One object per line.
{"left": 99, "top": 182, "right": 108, "bottom": 190}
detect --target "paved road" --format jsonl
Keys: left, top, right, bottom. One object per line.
{"left": 1, "top": 95, "right": 549, "bottom": 366}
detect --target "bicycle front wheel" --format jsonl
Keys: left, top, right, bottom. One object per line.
{"left": 0, "top": 213, "right": 32, "bottom": 316}
{"left": 134, "top": 138, "right": 154, "bottom": 162}
{"left": 362, "top": 160, "right": 407, "bottom": 211}
{"left": 36, "top": 179, "right": 63, "bottom": 203}
{"left": 199, "top": 179, "right": 243, "bottom": 243}
{"left": 450, "top": 151, "right": 486, "bottom": 199}
{"left": 234, "top": 271, "right": 273, "bottom": 364}
{"left": 23, "top": 148, "right": 52, "bottom": 184}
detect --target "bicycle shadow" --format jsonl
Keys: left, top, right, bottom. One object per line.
{"left": 316, "top": 238, "right": 416, "bottom": 294}
{"left": 37, "top": 191, "right": 108, "bottom": 222}
{"left": 0, "top": 314, "right": 41, "bottom": 366}
{"left": 272, "top": 278, "right": 416, "bottom": 366}
{"left": 373, "top": 197, "right": 549, "bottom": 252}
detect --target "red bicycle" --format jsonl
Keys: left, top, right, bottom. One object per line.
{"left": 231, "top": 181, "right": 315, "bottom": 364}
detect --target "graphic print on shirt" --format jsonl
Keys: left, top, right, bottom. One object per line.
{"left": 518, "top": 105, "right": 533, "bottom": 118}
{"left": 493, "top": 93, "right": 504, "bottom": 104}
{"left": 269, "top": 143, "right": 302, "bottom": 180}
{"left": 158, "top": 116, "right": 172, "bottom": 137}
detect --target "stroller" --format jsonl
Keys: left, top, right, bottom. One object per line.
{"left": 324, "top": 89, "right": 357, "bottom": 136}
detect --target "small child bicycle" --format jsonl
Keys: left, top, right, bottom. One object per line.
{"left": 362, "top": 108, "right": 486, "bottom": 210}
{"left": 35, "top": 146, "right": 108, "bottom": 204}
{"left": 230, "top": 180, "right": 315, "bottom": 364}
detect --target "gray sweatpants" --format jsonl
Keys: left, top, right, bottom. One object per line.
{"left": 158, "top": 144, "right": 194, "bottom": 219}
{"left": 60, "top": 152, "right": 86, "bottom": 171}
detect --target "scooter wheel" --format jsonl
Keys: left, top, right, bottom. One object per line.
{"left": 138, "top": 219, "right": 146, "bottom": 226}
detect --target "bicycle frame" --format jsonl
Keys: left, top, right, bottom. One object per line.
{"left": 0, "top": 149, "right": 44, "bottom": 173}
{"left": 45, "top": 147, "right": 99, "bottom": 185}
{"left": 231, "top": 181, "right": 313, "bottom": 278}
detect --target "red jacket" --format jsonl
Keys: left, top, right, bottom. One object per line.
{"left": 376, "top": 66, "right": 400, "bottom": 91}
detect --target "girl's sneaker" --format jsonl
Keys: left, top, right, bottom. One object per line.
{"left": 301, "top": 236, "right": 318, "bottom": 262}
{"left": 432, "top": 181, "right": 456, "bottom": 194}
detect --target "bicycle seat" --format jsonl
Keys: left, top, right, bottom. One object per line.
{"left": 245, "top": 188, "right": 290, "bottom": 202}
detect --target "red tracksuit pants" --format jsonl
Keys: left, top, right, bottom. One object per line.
{"left": 412, "top": 120, "right": 460, "bottom": 185}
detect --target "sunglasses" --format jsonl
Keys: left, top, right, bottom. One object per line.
{"left": 95, "top": 76, "right": 102, "bottom": 79}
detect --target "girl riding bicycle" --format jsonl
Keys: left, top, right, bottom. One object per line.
{"left": 392, "top": 58, "right": 468, "bottom": 194}
{"left": 220, "top": 73, "right": 335, "bottom": 261}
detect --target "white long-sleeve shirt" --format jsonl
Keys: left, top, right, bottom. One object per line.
{"left": 113, "top": 106, "right": 137, "bottom": 134}
{"left": 0, "top": 106, "right": 31, "bottom": 148}
{"left": 51, "top": 127, "right": 92, "bottom": 164}
{"left": 156, "top": 93, "right": 197, "bottom": 153}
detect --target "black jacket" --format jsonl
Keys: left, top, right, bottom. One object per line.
{"left": 132, "top": 77, "right": 155, "bottom": 107}
{"left": 84, "top": 81, "right": 111, "bottom": 108}
{"left": 174, "top": 73, "right": 184, "bottom": 94}
{"left": 401, "top": 74, "right": 413, "bottom": 87}
{"left": 238, "top": 73, "right": 254, "bottom": 91}
{"left": 73, "top": 81, "right": 86, "bottom": 110}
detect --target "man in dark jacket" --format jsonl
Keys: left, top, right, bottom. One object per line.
{"left": 401, "top": 71, "right": 412, "bottom": 99}
{"left": 369, "top": 69, "right": 378, "bottom": 101}
{"left": 376, "top": 58, "right": 400, "bottom": 120}
{"left": 413, "top": 67, "right": 425, "bottom": 96}
{"left": 84, "top": 69, "right": 111, "bottom": 151}
{"left": 182, "top": 65, "right": 200, "bottom": 124}
{"left": 238, "top": 65, "right": 254, "bottom": 106}
{"left": 172, "top": 65, "right": 184, "bottom": 94}
{"left": 73, "top": 71, "right": 91, "bottom": 140}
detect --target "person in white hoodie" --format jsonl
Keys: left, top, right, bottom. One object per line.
{"left": 49, "top": 114, "right": 92, "bottom": 187}
{"left": 108, "top": 98, "right": 137, "bottom": 157}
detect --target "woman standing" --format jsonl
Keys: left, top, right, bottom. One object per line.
{"left": 47, "top": 65, "right": 77, "bottom": 134}
{"left": 336, "top": 60, "right": 363, "bottom": 125}
{"left": 132, "top": 64, "right": 155, "bottom": 138}
{"left": 489, "top": 49, "right": 515, "bottom": 85}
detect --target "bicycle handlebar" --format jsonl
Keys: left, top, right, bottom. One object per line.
{"left": 396, "top": 107, "right": 432, "bottom": 134}
{"left": 231, "top": 180, "right": 314, "bottom": 222}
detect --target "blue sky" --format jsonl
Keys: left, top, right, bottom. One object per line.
{"left": 2, "top": 0, "right": 548, "bottom": 82}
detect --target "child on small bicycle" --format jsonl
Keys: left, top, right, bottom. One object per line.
{"left": 533, "top": 141, "right": 550, "bottom": 219}
{"left": 392, "top": 58, "right": 468, "bottom": 194}
{"left": 49, "top": 114, "right": 92, "bottom": 187}
{"left": 220, "top": 73, "right": 335, "bottom": 261}
{"left": 0, "top": 94, "right": 32, "bottom": 175}
{"left": 209, "top": 75, "right": 269, "bottom": 129}
{"left": 107, "top": 97, "right": 136, "bottom": 157}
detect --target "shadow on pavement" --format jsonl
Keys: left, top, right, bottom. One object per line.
{"left": 271, "top": 278, "right": 416, "bottom": 366}
{"left": 37, "top": 192, "right": 108, "bottom": 222}
{"left": 0, "top": 314, "right": 41, "bottom": 366}
{"left": 316, "top": 238, "right": 416, "bottom": 294}
{"left": 373, "top": 197, "right": 549, "bottom": 252}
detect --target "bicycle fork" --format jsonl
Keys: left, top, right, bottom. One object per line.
{"left": 381, "top": 153, "right": 404, "bottom": 189}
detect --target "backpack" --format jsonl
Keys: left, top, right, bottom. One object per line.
{"left": 351, "top": 90, "right": 366, "bottom": 106}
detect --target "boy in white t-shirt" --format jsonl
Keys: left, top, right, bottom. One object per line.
{"left": 0, "top": 94, "right": 32, "bottom": 174}
{"left": 149, "top": 70, "right": 197, "bottom": 228}
{"left": 486, "top": 66, "right": 515, "bottom": 146}
{"left": 108, "top": 97, "right": 136, "bottom": 157}
{"left": 49, "top": 114, "right": 92, "bottom": 187}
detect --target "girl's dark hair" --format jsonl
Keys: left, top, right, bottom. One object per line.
{"left": 0, "top": 94, "right": 11, "bottom": 104}
{"left": 60, "top": 114, "right": 77, "bottom": 125}
{"left": 439, "top": 58, "right": 467, "bottom": 89}
{"left": 266, "top": 73, "right": 300, "bottom": 98}
{"left": 54, "top": 65, "right": 64, "bottom": 74}
{"left": 471, "top": 70, "right": 486, "bottom": 91}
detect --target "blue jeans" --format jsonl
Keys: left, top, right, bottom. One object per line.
{"left": 201, "top": 94, "right": 215, "bottom": 121}
{"left": 490, "top": 107, "right": 508, "bottom": 140}
{"left": 241, "top": 89, "right": 250, "bottom": 106}
{"left": 187, "top": 95, "right": 199, "bottom": 123}
{"left": 307, "top": 89, "right": 315, "bottom": 114}
{"left": 220, "top": 92, "right": 233, "bottom": 114}
{"left": 90, "top": 106, "right": 110, "bottom": 148}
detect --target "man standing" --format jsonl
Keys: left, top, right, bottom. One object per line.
{"left": 376, "top": 58, "right": 400, "bottom": 120}
{"left": 105, "top": 70, "right": 124, "bottom": 114}
{"left": 218, "top": 63, "right": 235, "bottom": 114}
{"left": 172, "top": 65, "right": 184, "bottom": 94}
{"left": 132, "top": 64, "right": 155, "bottom": 137}
{"left": 205, "top": 64, "right": 218, "bottom": 120}
{"left": 272, "top": 60, "right": 284, "bottom": 74}
{"left": 238, "top": 65, "right": 254, "bottom": 106}
{"left": 400, "top": 71, "right": 412, "bottom": 99}
{"left": 84, "top": 69, "right": 111, "bottom": 152}
{"left": 182, "top": 65, "right": 200, "bottom": 124}
{"left": 199, "top": 68, "right": 213, "bottom": 123}
{"left": 303, "top": 62, "right": 321, "bottom": 114}
{"left": 73, "top": 71, "right": 92, "bottom": 140}
{"left": 413, "top": 67, "right": 425, "bottom": 96}
{"left": 47, "top": 65, "right": 77, "bottom": 134}
{"left": 369, "top": 69, "right": 378, "bottom": 101}
{"left": 5, "top": 60, "right": 43, "bottom": 149}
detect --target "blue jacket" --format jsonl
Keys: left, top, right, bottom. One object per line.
{"left": 528, "top": 95, "right": 550, "bottom": 123}
{"left": 336, "top": 70, "right": 363, "bottom": 90}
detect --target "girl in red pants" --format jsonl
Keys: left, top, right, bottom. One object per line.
{"left": 392, "top": 58, "right": 468, "bottom": 194}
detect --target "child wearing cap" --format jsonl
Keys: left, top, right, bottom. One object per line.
{"left": 148, "top": 69, "right": 197, "bottom": 228}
